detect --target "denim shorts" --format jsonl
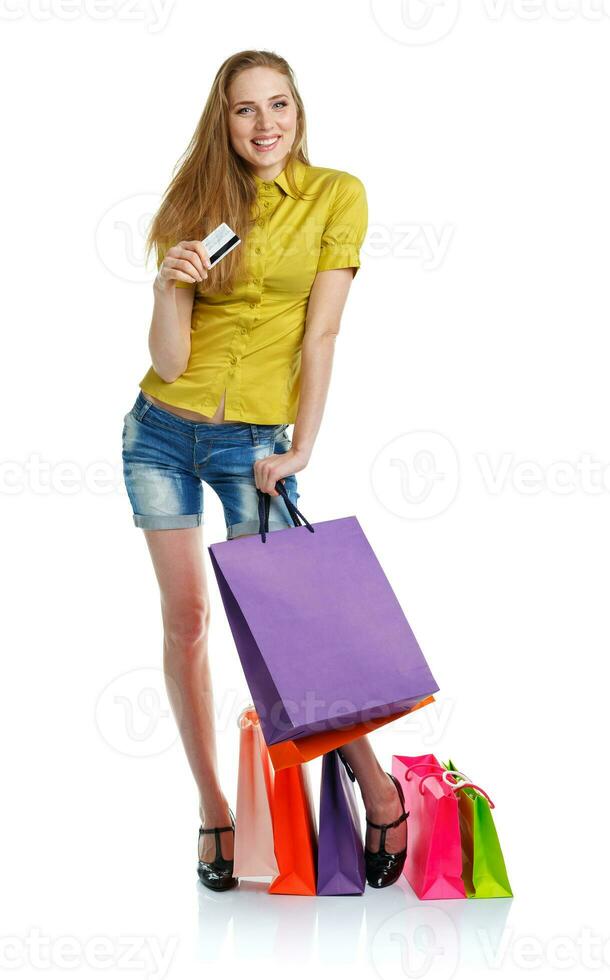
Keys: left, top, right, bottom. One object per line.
{"left": 121, "top": 390, "right": 300, "bottom": 537}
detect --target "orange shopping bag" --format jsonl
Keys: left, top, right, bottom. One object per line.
{"left": 234, "top": 707, "right": 279, "bottom": 878}
{"left": 269, "top": 760, "right": 318, "bottom": 896}
{"left": 267, "top": 696, "right": 436, "bottom": 770}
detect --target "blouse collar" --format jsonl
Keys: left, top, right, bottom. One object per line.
{"left": 253, "top": 157, "right": 308, "bottom": 199}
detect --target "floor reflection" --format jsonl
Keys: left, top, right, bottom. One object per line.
{"left": 197, "top": 874, "right": 513, "bottom": 971}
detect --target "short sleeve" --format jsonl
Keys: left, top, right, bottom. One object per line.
{"left": 156, "top": 241, "right": 194, "bottom": 288}
{"left": 316, "top": 172, "right": 368, "bottom": 277}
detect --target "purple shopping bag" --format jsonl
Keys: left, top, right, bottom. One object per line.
{"left": 208, "top": 482, "right": 440, "bottom": 747}
{"left": 317, "top": 750, "right": 366, "bottom": 895}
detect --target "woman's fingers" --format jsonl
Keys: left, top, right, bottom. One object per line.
{"left": 161, "top": 241, "right": 211, "bottom": 283}
{"left": 182, "top": 240, "right": 212, "bottom": 273}
{"left": 253, "top": 456, "right": 289, "bottom": 495}
{"left": 161, "top": 256, "right": 200, "bottom": 283}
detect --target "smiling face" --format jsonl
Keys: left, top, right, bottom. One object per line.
{"left": 227, "top": 66, "right": 298, "bottom": 179}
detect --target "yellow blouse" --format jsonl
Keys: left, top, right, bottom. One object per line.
{"left": 138, "top": 158, "right": 368, "bottom": 424}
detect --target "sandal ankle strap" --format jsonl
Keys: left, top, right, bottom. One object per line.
{"left": 365, "top": 809, "right": 408, "bottom": 831}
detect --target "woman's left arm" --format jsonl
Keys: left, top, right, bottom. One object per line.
{"left": 253, "top": 266, "right": 356, "bottom": 495}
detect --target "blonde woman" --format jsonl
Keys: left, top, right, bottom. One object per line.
{"left": 122, "top": 50, "right": 407, "bottom": 891}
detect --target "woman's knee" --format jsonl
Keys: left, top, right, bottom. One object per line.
{"left": 162, "top": 598, "right": 211, "bottom": 648}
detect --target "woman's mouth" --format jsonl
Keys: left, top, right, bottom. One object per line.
{"left": 251, "top": 135, "right": 281, "bottom": 152}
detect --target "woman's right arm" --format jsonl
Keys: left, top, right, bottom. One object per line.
{"left": 148, "top": 240, "right": 211, "bottom": 383}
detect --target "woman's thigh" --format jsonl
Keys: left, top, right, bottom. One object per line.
{"left": 121, "top": 395, "right": 203, "bottom": 530}
{"left": 143, "top": 526, "right": 210, "bottom": 641}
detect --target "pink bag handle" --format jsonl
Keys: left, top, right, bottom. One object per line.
{"left": 405, "top": 762, "right": 447, "bottom": 781}
{"left": 404, "top": 763, "right": 496, "bottom": 808}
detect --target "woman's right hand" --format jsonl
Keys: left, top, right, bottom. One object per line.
{"left": 155, "top": 240, "right": 212, "bottom": 290}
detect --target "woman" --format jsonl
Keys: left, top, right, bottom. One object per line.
{"left": 121, "top": 49, "right": 407, "bottom": 891}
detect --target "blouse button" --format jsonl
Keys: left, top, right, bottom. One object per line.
{"left": 255, "top": 246, "right": 261, "bottom": 254}
{"left": 249, "top": 302, "right": 256, "bottom": 309}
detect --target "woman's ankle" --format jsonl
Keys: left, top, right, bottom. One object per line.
{"left": 362, "top": 772, "right": 400, "bottom": 817}
{"left": 199, "top": 794, "right": 231, "bottom": 826}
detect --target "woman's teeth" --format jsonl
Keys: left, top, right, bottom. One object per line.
{"left": 252, "top": 136, "right": 280, "bottom": 150}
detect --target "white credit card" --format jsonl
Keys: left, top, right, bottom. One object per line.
{"left": 202, "top": 223, "right": 241, "bottom": 268}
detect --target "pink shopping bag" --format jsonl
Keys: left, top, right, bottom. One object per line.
{"left": 392, "top": 753, "right": 467, "bottom": 900}
{"left": 234, "top": 706, "right": 279, "bottom": 878}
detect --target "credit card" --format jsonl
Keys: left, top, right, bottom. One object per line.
{"left": 202, "top": 223, "right": 241, "bottom": 268}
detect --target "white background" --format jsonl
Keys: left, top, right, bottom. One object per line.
{"left": 1, "top": 0, "right": 608, "bottom": 977}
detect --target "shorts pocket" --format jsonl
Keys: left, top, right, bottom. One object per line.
{"left": 274, "top": 424, "right": 292, "bottom": 451}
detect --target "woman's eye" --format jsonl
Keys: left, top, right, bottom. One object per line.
{"left": 237, "top": 101, "right": 288, "bottom": 115}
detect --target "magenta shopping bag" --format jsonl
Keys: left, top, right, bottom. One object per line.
{"left": 208, "top": 482, "right": 440, "bottom": 748}
{"left": 316, "top": 750, "right": 366, "bottom": 896}
{"left": 392, "top": 753, "right": 467, "bottom": 900}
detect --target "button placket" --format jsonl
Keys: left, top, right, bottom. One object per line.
{"left": 222, "top": 180, "right": 279, "bottom": 411}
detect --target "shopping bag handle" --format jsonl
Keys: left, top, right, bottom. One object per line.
{"left": 237, "top": 705, "right": 258, "bottom": 729}
{"left": 406, "top": 764, "right": 496, "bottom": 809}
{"left": 405, "top": 762, "right": 448, "bottom": 781}
{"left": 440, "top": 769, "right": 496, "bottom": 809}
{"left": 256, "top": 481, "right": 315, "bottom": 543}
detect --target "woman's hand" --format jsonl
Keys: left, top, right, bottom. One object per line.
{"left": 154, "top": 240, "right": 211, "bottom": 291}
{"left": 253, "top": 446, "right": 310, "bottom": 496}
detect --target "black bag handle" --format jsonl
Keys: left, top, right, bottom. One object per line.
{"left": 256, "top": 481, "right": 315, "bottom": 543}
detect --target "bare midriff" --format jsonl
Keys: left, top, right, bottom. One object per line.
{"left": 141, "top": 388, "right": 242, "bottom": 425}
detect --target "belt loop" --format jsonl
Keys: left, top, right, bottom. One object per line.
{"left": 134, "top": 391, "right": 153, "bottom": 422}
{"left": 250, "top": 423, "right": 259, "bottom": 446}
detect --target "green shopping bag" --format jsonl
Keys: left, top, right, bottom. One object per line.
{"left": 442, "top": 759, "right": 513, "bottom": 899}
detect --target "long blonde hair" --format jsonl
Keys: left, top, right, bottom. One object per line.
{"left": 146, "top": 49, "right": 311, "bottom": 293}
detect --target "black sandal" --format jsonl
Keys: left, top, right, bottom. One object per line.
{"left": 197, "top": 807, "right": 238, "bottom": 891}
{"left": 364, "top": 773, "right": 409, "bottom": 889}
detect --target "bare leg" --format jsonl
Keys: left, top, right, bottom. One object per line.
{"left": 143, "top": 525, "right": 233, "bottom": 862}
{"left": 339, "top": 735, "right": 407, "bottom": 854}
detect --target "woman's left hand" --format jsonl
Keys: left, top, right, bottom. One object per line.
{"left": 253, "top": 447, "right": 310, "bottom": 495}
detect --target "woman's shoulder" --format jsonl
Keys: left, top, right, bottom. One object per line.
{"left": 300, "top": 162, "right": 366, "bottom": 197}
